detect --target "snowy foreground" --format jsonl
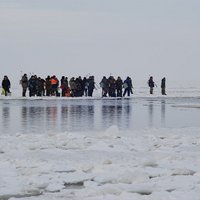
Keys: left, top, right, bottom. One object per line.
{"left": 1, "top": 126, "right": 200, "bottom": 200}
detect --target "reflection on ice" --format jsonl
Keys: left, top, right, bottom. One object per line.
{"left": 101, "top": 100, "right": 131, "bottom": 129}
{"left": 148, "top": 100, "right": 154, "bottom": 127}
{"left": 61, "top": 105, "right": 95, "bottom": 131}
{"left": 161, "top": 100, "right": 166, "bottom": 126}
{"left": 2, "top": 106, "right": 10, "bottom": 130}
{"left": 0, "top": 97, "right": 200, "bottom": 134}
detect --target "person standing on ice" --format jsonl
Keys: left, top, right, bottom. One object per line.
{"left": 108, "top": 76, "right": 116, "bottom": 97}
{"left": 83, "top": 77, "right": 89, "bottom": 96}
{"left": 50, "top": 75, "right": 59, "bottom": 96}
{"left": 88, "top": 76, "right": 95, "bottom": 97}
{"left": 2, "top": 75, "right": 11, "bottom": 96}
{"left": 20, "top": 73, "right": 28, "bottom": 97}
{"left": 116, "top": 76, "right": 123, "bottom": 97}
{"left": 28, "top": 75, "right": 37, "bottom": 97}
{"left": 100, "top": 76, "right": 109, "bottom": 97}
{"left": 60, "top": 76, "right": 68, "bottom": 97}
{"left": 148, "top": 76, "right": 155, "bottom": 94}
{"left": 123, "top": 76, "right": 133, "bottom": 97}
{"left": 161, "top": 77, "right": 166, "bottom": 95}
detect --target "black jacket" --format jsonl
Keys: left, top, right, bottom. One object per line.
{"left": 2, "top": 79, "right": 11, "bottom": 90}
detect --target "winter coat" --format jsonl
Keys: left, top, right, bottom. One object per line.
{"left": 2, "top": 79, "right": 11, "bottom": 90}
{"left": 20, "top": 75, "right": 28, "bottom": 89}
{"left": 161, "top": 78, "right": 166, "bottom": 88}
{"left": 148, "top": 78, "right": 154, "bottom": 88}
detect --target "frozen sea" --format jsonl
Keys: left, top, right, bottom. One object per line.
{"left": 1, "top": 84, "right": 200, "bottom": 200}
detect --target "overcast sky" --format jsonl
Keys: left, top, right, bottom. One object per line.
{"left": 0, "top": 0, "right": 200, "bottom": 85}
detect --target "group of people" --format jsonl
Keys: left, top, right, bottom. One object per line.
{"left": 99, "top": 76, "right": 166, "bottom": 97}
{"left": 100, "top": 76, "right": 133, "bottom": 97}
{"left": 1, "top": 74, "right": 167, "bottom": 97}
{"left": 20, "top": 74, "right": 96, "bottom": 97}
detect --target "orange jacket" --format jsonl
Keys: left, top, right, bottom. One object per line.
{"left": 51, "top": 78, "right": 58, "bottom": 85}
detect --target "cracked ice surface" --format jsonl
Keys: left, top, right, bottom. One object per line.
{"left": 1, "top": 126, "right": 200, "bottom": 200}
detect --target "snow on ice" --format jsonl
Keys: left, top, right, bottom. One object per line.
{"left": 1, "top": 126, "right": 200, "bottom": 200}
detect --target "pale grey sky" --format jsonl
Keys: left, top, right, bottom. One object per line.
{"left": 0, "top": 0, "right": 200, "bottom": 85}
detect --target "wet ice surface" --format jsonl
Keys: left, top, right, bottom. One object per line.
{"left": 1, "top": 86, "right": 200, "bottom": 200}
{"left": 1, "top": 96, "right": 200, "bottom": 134}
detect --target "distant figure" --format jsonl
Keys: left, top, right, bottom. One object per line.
{"left": 60, "top": 76, "right": 68, "bottom": 97}
{"left": 100, "top": 76, "right": 109, "bottom": 97}
{"left": 2, "top": 75, "right": 11, "bottom": 96}
{"left": 123, "top": 76, "right": 133, "bottom": 97}
{"left": 36, "top": 77, "right": 45, "bottom": 96}
{"left": 88, "top": 76, "right": 95, "bottom": 97}
{"left": 116, "top": 76, "right": 123, "bottom": 97}
{"left": 50, "top": 75, "right": 59, "bottom": 96}
{"left": 20, "top": 74, "right": 28, "bottom": 97}
{"left": 45, "top": 75, "right": 52, "bottom": 96}
{"left": 83, "top": 77, "right": 89, "bottom": 97}
{"left": 28, "top": 75, "right": 37, "bottom": 97}
{"left": 161, "top": 77, "right": 166, "bottom": 95}
{"left": 69, "top": 77, "right": 76, "bottom": 97}
{"left": 108, "top": 76, "right": 116, "bottom": 97}
{"left": 148, "top": 76, "right": 155, "bottom": 94}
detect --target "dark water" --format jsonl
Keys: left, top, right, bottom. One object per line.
{"left": 0, "top": 97, "right": 200, "bottom": 134}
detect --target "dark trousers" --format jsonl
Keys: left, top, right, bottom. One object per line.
{"left": 123, "top": 88, "right": 131, "bottom": 96}
{"left": 22, "top": 87, "right": 27, "bottom": 97}
{"left": 4, "top": 88, "right": 10, "bottom": 96}
{"left": 161, "top": 88, "right": 166, "bottom": 95}
{"left": 117, "top": 89, "right": 122, "bottom": 97}
{"left": 150, "top": 87, "right": 154, "bottom": 94}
